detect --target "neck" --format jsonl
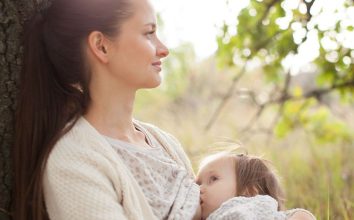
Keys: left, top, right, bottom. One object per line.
{"left": 84, "top": 70, "right": 139, "bottom": 140}
{"left": 85, "top": 90, "right": 137, "bottom": 138}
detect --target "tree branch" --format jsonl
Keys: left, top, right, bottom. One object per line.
{"left": 205, "top": 0, "right": 349, "bottom": 132}
{"left": 269, "top": 71, "right": 292, "bottom": 129}
{"left": 257, "top": 0, "right": 281, "bottom": 30}
{"left": 240, "top": 104, "right": 267, "bottom": 134}
{"left": 238, "top": 79, "right": 354, "bottom": 137}
{"left": 205, "top": 62, "right": 248, "bottom": 131}
{"left": 205, "top": 25, "right": 288, "bottom": 131}
{"left": 275, "top": 80, "right": 354, "bottom": 103}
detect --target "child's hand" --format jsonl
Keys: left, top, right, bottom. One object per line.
{"left": 288, "top": 210, "right": 316, "bottom": 220}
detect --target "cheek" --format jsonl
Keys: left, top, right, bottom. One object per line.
{"left": 209, "top": 183, "right": 236, "bottom": 205}
{"left": 214, "top": 183, "right": 236, "bottom": 208}
{"left": 131, "top": 38, "right": 156, "bottom": 60}
{"left": 205, "top": 186, "right": 224, "bottom": 208}
{"left": 115, "top": 37, "right": 155, "bottom": 61}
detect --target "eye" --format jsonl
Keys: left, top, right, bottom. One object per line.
{"left": 146, "top": 30, "right": 156, "bottom": 37}
{"left": 208, "top": 175, "right": 218, "bottom": 184}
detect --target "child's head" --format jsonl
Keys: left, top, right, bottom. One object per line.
{"left": 196, "top": 152, "right": 284, "bottom": 219}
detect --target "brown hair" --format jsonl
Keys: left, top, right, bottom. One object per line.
{"left": 12, "top": 0, "right": 133, "bottom": 219}
{"left": 233, "top": 154, "right": 285, "bottom": 210}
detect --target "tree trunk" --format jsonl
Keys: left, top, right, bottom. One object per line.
{"left": 1, "top": 0, "right": 37, "bottom": 219}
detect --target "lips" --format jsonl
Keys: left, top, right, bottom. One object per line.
{"left": 152, "top": 61, "right": 162, "bottom": 71}
{"left": 152, "top": 61, "right": 161, "bottom": 66}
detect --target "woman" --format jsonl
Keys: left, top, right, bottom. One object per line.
{"left": 13, "top": 0, "right": 314, "bottom": 219}
{"left": 14, "top": 0, "right": 199, "bottom": 219}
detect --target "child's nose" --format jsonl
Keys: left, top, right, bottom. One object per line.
{"left": 200, "top": 185, "right": 205, "bottom": 194}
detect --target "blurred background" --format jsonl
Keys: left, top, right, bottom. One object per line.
{"left": 136, "top": 0, "right": 354, "bottom": 219}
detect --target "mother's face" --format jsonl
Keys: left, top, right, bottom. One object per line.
{"left": 105, "top": 0, "right": 169, "bottom": 90}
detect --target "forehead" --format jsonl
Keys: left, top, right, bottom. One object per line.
{"left": 129, "top": 0, "right": 156, "bottom": 23}
{"left": 198, "top": 156, "right": 234, "bottom": 177}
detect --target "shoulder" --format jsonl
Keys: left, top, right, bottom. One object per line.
{"left": 45, "top": 117, "right": 121, "bottom": 179}
{"left": 134, "top": 119, "right": 182, "bottom": 146}
{"left": 44, "top": 118, "right": 126, "bottom": 205}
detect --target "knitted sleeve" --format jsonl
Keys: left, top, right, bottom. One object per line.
{"left": 43, "top": 137, "right": 128, "bottom": 220}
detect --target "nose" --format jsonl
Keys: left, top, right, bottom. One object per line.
{"left": 156, "top": 40, "right": 169, "bottom": 58}
{"left": 200, "top": 184, "right": 205, "bottom": 194}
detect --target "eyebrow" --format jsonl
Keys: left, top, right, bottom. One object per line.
{"left": 145, "top": 23, "right": 156, "bottom": 28}
{"left": 208, "top": 170, "right": 216, "bottom": 174}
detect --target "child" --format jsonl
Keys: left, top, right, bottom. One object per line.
{"left": 195, "top": 151, "right": 316, "bottom": 220}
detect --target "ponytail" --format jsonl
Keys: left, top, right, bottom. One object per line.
{"left": 12, "top": 12, "right": 84, "bottom": 220}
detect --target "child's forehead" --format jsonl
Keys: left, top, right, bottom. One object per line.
{"left": 199, "top": 154, "right": 235, "bottom": 171}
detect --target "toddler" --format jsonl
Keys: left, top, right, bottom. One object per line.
{"left": 194, "top": 151, "right": 316, "bottom": 220}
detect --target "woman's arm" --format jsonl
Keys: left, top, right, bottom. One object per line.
{"left": 43, "top": 144, "right": 128, "bottom": 220}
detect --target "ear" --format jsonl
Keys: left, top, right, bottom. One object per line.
{"left": 87, "top": 31, "right": 110, "bottom": 64}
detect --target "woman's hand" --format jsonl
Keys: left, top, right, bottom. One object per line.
{"left": 192, "top": 204, "right": 202, "bottom": 220}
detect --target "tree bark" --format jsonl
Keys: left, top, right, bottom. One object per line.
{"left": 0, "top": 0, "right": 36, "bottom": 219}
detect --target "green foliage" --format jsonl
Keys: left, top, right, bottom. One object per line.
{"left": 274, "top": 98, "right": 353, "bottom": 144}
{"left": 216, "top": 0, "right": 354, "bottom": 143}
{"left": 213, "top": 2, "right": 354, "bottom": 215}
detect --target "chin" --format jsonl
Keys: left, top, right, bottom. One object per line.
{"left": 144, "top": 77, "right": 162, "bottom": 88}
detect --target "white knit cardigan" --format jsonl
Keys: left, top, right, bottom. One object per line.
{"left": 43, "top": 117, "right": 194, "bottom": 220}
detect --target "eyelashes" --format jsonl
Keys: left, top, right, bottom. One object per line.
{"left": 196, "top": 175, "right": 220, "bottom": 185}
{"left": 208, "top": 175, "right": 219, "bottom": 184}
{"left": 145, "top": 30, "right": 156, "bottom": 36}
{"left": 145, "top": 30, "right": 157, "bottom": 40}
